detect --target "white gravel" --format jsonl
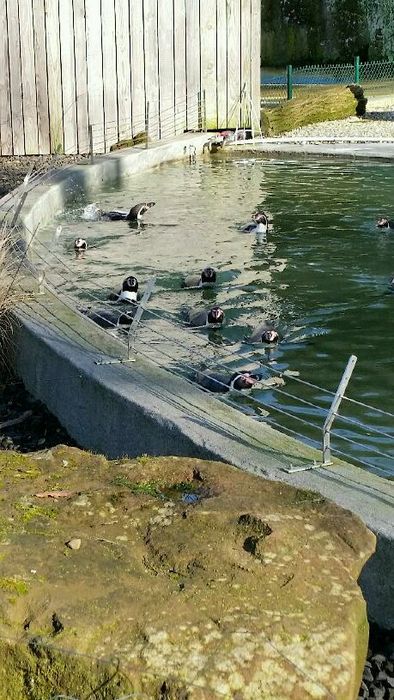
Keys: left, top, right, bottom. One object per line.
{"left": 282, "top": 96, "right": 394, "bottom": 140}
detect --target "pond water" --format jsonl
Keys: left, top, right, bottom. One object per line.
{"left": 37, "top": 153, "right": 394, "bottom": 477}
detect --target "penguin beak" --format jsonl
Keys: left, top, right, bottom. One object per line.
{"left": 243, "top": 374, "right": 258, "bottom": 387}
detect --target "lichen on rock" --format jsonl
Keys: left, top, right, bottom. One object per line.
{"left": 0, "top": 446, "right": 375, "bottom": 699}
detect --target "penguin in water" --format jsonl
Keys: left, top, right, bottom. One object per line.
{"left": 107, "top": 275, "right": 141, "bottom": 303}
{"left": 82, "top": 307, "right": 137, "bottom": 329}
{"left": 183, "top": 267, "right": 217, "bottom": 288}
{"left": 196, "top": 370, "right": 258, "bottom": 393}
{"left": 377, "top": 217, "right": 394, "bottom": 229}
{"left": 187, "top": 306, "right": 225, "bottom": 328}
{"left": 81, "top": 202, "right": 155, "bottom": 222}
{"left": 241, "top": 211, "right": 269, "bottom": 235}
{"left": 74, "top": 238, "right": 88, "bottom": 257}
{"left": 245, "top": 321, "right": 280, "bottom": 345}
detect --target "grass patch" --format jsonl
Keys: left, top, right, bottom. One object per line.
{"left": 261, "top": 85, "right": 357, "bottom": 136}
{"left": 0, "top": 577, "right": 28, "bottom": 595}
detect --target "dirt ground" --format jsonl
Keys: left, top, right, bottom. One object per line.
{"left": 0, "top": 154, "right": 88, "bottom": 198}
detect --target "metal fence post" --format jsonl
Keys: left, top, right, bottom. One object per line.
{"left": 127, "top": 277, "right": 156, "bottom": 359}
{"left": 197, "top": 91, "right": 202, "bottom": 131}
{"left": 287, "top": 64, "right": 293, "bottom": 100}
{"left": 322, "top": 354, "right": 358, "bottom": 465}
{"left": 354, "top": 55, "right": 360, "bottom": 83}
{"left": 145, "top": 102, "right": 150, "bottom": 149}
{"left": 203, "top": 89, "right": 207, "bottom": 131}
{"left": 88, "top": 125, "right": 94, "bottom": 164}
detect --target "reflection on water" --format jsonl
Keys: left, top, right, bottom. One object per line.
{"left": 37, "top": 154, "right": 394, "bottom": 476}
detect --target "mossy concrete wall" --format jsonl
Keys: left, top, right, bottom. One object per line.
{"left": 262, "top": 0, "right": 394, "bottom": 65}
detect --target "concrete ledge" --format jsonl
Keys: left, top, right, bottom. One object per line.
{"left": 5, "top": 135, "right": 394, "bottom": 629}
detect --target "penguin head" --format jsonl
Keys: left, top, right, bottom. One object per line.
{"left": 252, "top": 211, "right": 268, "bottom": 225}
{"left": 122, "top": 276, "right": 138, "bottom": 292}
{"left": 261, "top": 329, "right": 279, "bottom": 344}
{"left": 230, "top": 372, "right": 258, "bottom": 390}
{"left": 74, "top": 237, "right": 87, "bottom": 251}
{"left": 207, "top": 307, "right": 225, "bottom": 325}
{"left": 377, "top": 217, "right": 389, "bottom": 228}
{"left": 201, "top": 267, "right": 216, "bottom": 284}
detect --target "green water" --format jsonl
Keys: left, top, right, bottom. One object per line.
{"left": 42, "top": 153, "right": 394, "bottom": 476}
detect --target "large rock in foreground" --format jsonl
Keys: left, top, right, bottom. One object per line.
{"left": 0, "top": 447, "right": 375, "bottom": 699}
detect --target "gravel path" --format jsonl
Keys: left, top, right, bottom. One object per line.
{"left": 282, "top": 96, "right": 394, "bottom": 140}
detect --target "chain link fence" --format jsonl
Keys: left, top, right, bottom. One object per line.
{"left": 261, "top": 58, "right": 394, "bottom": 106}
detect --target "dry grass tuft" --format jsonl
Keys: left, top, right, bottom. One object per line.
{"left": 0, "top": 220, "right": 28, "bottom": 374}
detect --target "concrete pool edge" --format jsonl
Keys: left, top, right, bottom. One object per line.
{"left": 7, "top": 135, "right": 394, "bottom": 628}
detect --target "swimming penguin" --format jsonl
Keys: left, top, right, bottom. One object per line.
{"left": 74, "top": 238, "right": 88, "bottom": 252}
{"left": 107, "top": 275, "right": 140, "bottom": 303}
{"left": 183, "top": 267, "right": 217, "bottom": 288}
{"left": 81, "top": 202, "right": 155, "bottom": 222}
{"left": 246, "top": 322, "right": 279, "bottom": 344}
{"left": 187, "top": 306, "right": 225, "bottom": 328}
{"left": 196, "top": 370, "right": 258, "bottom": 393}
{"left": 241, "top": 211, "right": 269, "bottom": 235}
{"left": 102, "top": 202, "right": 156, "bottom": 222}
{"left": 377, "top": 217, "right": 394, "bottom": 229}
{"left": 82, "top": 307, "right": 137, "bottom": 329}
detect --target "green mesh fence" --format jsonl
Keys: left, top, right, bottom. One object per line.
{"left": 261, "top": 59, "right": 394, "bottom": 106}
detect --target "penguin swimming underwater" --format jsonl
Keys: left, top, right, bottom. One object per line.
{"left": 196, "top": 370, "right": 258, "bottom": 393}
{"left": 183, "top": 267, "right": 217, "bottom": 288}
{"left": 81, "top": 202, "right": 155, "bottom": 222}
{"left": 377, "top": 217, "right": 394, "bottom": 229}
{"left": 241, "top": 211, "right": 269, "bottom": 235}
{"left": 246, "top": 321, "right": 279, "bottom": 345}
{"left": 82, "top": 307, "right": 137, "bottom": 329}
{"left": 107, "top": 275, "right": 141, "bottom": 303}
{"left": 187, "top": 306, "right": 225, "bottom": 328}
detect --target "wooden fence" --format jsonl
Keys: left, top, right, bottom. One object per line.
{"left": 0, "top": 0, "right": 261, "bottom": 156}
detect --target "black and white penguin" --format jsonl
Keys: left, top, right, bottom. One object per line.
{"left": 74, "top": 238, "right": 87, "bottom": 252}
{"left": 246, "top": 322, "right": 279, "bottom": 344}
{"left": 82, "top": 307, "right": 137, "bottom": 329}
{"left": 103, "top": 202, "right": 156, "bottom": 222}
{"left": 241, "top": 211, "right": 269, "bottom": 235}
{"left": 377, "top": 217, "right": 394, "bottom": 229}
{"left": 187, "top": 306, "right": 225, "bottom": 328}
{"left": 196, "top": 370, "right": 258, "bottom": 393}
{"left": 107, "top": 275, "right": 140, "bottom": 303}
{"left": 81, "top": 202, "right": 155, "bottom": 222}
{"left": 183, "top": 267, "right": 217, "bottom": 288}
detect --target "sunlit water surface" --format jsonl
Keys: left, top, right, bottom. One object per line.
{"left": 37, "top": 154, "right": 394, "bottom": 476}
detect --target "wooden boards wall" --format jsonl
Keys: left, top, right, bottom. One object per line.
{"left": 0, "top": 0, "right": 260, "bottom": 155}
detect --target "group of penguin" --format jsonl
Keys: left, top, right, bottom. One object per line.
{"left": 75, "top": 203, "right": 279, "bottom": 394}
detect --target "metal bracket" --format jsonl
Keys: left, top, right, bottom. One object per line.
{"left": 285, "top": 459, "right": 333, "bottom": 474}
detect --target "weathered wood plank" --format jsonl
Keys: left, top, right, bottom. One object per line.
{"left": 32, "top": 0, "right": 50, "bottom": 154}
{"left": 216, "top": 0, "right": 227, "bottom": 129}
{"left": 46, "top": 0, "right": 63, "bottom": 152}
{"left": 130, "top": 0, "right": 145, "bottom": 136}
{"left": 6, "top": 0, "right": 24, "bottom": 154}
{"left": 157, "top": 0, "right": 174, "bottom": 139}
{"left": 0, "top": 1, "right": 13, "bottom": 154}
{"left": 86, "top": 0, "right": 104, "bottom": 152}
{"left": 185, "top": 0, "right": 200, "bottom": 130}
{"left": 227, "top": 0, "right": 241, "bottom": 128}
{"left": 102, "top": 0, "right": 118, "bottom": 151}
{"left": 240, "top": 0, "right": 251, "bottom": 128}
{"left": 200, "top": 0, "right": 217, "bottom": 129}
{"left": 143, "top": 0, "right": 159, "bottom": 140}
{"left": 73, "top": 0, "right": 89, "bottom": 153}
{"left": 59, "top": 0, "right": 78, "bottom": 154}
{"left": 173, "top": 0, "right": 186, "bottom": 134}
{"left": 19, "top": 0, "right": 39, "bottom": 154}
{"left": 115, "top": 0, "right": 132, "bottom": 141}
{"left": 250, "top": 0, "right": 261, "bottom": 133}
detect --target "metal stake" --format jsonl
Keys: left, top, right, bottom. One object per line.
{"left": 286, "top": 354, "right": 358, "bottom": 473}
{"left": 127, "top": 277, "right": 156, "bottom": 358}
{"left": 145, "top": 102, "right": 150, "bottom": 149}
{"left": 88, "top": 125, "right": 94, "bottom": 164}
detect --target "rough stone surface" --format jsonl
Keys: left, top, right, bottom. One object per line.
{"left": 0, "top": 446, "right": 375, "bottom": 699}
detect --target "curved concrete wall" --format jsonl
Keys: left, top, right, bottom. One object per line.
{"left": 4, "top": 136, "right": 394, "bottom": 630}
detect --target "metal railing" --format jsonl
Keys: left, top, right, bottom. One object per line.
{"left": 261, "top": 56, "right": 394, "bottom": 106}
